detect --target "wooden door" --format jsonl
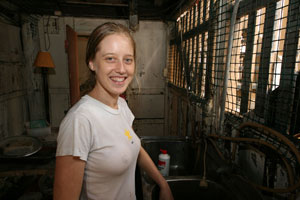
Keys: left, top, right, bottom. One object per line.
{"left": 66, "top": 25, "right": 80, "bottom": 106}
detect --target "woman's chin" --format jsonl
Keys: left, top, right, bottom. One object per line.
{"left": 110, "top": 88, "right": 127, "bottom": 97}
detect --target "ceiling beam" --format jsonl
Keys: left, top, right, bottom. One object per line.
{"left": 65, "top": 1, "right": 128, "bottom": 7}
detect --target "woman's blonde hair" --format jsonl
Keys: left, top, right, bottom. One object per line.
{"left": 85, "top": 22, "right": 136, "bottom": 66}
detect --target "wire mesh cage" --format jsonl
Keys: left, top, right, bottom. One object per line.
{"left": 167, "top": 0, "right": 300, "bottom": 137}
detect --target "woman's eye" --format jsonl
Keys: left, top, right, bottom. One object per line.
{"left": 105, "top": 57, "right": 116, "bottom": 62}
{"left": 124, "top": 58, "right": 133, "bottom": 64}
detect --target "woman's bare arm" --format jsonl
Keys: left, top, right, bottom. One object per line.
{"left": 137, "top": 147, "right": 174, "bottom": 200}
{"left": 53, "top": 156, "right": 86, "bottom": 200}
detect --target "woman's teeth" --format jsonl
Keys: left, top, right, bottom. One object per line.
{"left": 111, "top": 77, "right": 126, "bottom": 82}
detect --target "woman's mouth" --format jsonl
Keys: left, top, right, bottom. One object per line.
{"left": 110, "top": 76, "right": 127, "bottom": 84}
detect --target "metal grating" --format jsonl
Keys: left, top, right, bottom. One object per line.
{"left": 168, "top": 0, "right": 213, "bottom": 98}
{"left": 201, "top": 32, "right": 208, "bottom": 98}
{"left": 200, "top": 0, "right": 204, "bottom": 24}
{"left": 212, "top": 0, "right": 233, "bottom": 90}
{"left": 197, "top": 34, "right": 202, "bottom": 95}
{"left": 167, "top": 45, "right": 175, "bottom": 84}
{"left": 268, "top": 0, "right": 289, "bottom": 92}
{"left": 226, "top": 14, "right": 249, "bottom": 114}
{"left": 249, "top": 7, "right": 266, "bottom": 112}
{"left": 168, "top": 0, "right": 299, "bottom": 136}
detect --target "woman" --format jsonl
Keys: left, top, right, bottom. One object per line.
{"left": 53, "top": 22, "right": 173, "bottom": 200}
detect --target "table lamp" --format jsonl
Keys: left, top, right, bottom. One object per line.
{"left": 33, "top": 51, "right": 55, "bottom": 123}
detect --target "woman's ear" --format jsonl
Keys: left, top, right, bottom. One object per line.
{"left": 89, "top": 61, "right": 95, "bottom": 71}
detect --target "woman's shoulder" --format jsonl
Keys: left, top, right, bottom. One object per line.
{"left": 64, "top": 95, "right": 99, "bottom": 117}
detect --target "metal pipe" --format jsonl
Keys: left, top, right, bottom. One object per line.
{"left": 219, "top": 0, "right": 241, "bottom": 134}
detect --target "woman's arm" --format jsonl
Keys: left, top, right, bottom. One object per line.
{"left": 137, "top": 147, "right": 174, "bottom": 200}
{"left": 53, "top": 156, "right": 86, "bottom": 200}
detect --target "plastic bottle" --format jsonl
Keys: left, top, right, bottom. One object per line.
{"left": 158, "top": 149, "right": 170, "bottom": 176}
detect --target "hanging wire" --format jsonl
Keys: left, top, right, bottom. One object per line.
{"left": 44, "top": 16, "right": 51, "bottom": 51}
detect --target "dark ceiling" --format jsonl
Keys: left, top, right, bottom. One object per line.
{"left": 3, "top": 0, "right": 190, "bottom": 21}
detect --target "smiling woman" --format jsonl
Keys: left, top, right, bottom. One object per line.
{"left": 53, "top": 22, "right": 173, "bottom": 200}
{"left": 88, "top": 33, "right": 135, "bottom": 108}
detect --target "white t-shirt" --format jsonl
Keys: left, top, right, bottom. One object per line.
{"left": 56, "top": 95, "right": 141, "bottom": 200}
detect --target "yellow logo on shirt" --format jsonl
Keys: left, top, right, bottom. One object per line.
{"left": 124, "top": 129, "right": 132, "bottom": 140}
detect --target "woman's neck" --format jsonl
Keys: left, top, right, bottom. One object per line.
{"left": 88, "top": 87, "right": 119, "bottom": 109}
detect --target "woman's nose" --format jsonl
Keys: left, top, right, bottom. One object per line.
{"left": 116, "top": 60, "right": 126, "bottom": 73}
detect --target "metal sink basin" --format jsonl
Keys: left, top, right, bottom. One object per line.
{"left": 141, "top": 136, "right": 199, "bottom": 177}
{"left": 151, "top": 177, "right": 234, "bottom": 200}
{"left": 139, "top": 136, "right": 264, "bottom": 200}
{"left": 140, "top": 136, "right": 200, "bottom": 200}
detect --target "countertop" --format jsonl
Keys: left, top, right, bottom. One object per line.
{"left": 0, "top": 135, "right": 57, "bottom": 177}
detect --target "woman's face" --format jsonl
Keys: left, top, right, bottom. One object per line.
{"left": 89, "top": 33, "right": 135, "bottom": 98}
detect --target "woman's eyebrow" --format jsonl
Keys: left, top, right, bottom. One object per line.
{"left": 124, "top": 54, "right": 134, "bottom": 57}
{"left": 101, "top": 53, "right": 115, "bottom": 57}
{"left": 101, "top": 53, "right": 134, "bottom": 57}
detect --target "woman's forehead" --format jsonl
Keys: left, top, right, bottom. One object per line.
{"left": 97, "top": 33, "right": 134, "bottom": 54}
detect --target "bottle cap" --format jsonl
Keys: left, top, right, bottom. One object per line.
{"left": 160, "top": 149, "right": 167, "bottom": 154}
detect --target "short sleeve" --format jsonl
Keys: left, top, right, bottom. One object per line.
{"left": 56, "top": 112, "right": 92, "bottom": 161}
{"left": 119, "top": 97, "right": 135, "bottom": 126}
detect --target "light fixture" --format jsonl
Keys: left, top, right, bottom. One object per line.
{"left": 33, "top": 51, "right": 55, "bottom": 68}
{"left": 33, "top": 51, "right": 55, "bottom": 123}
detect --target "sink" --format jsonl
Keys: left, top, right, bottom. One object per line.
{"left": 141, "top": 136, "right": 199, "bottom": 177}
{"left": 140, "top": 136, "right": 203, "bottom": 200}
{"left": 139, "top": 136, "right": 264, "bottom": 200}
{"left": 151, "top": 177, "right": 235, "bottom": 200}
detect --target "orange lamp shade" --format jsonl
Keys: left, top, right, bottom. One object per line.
{"left": 33, "top": 51, "right": 55, "bottom": 68}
